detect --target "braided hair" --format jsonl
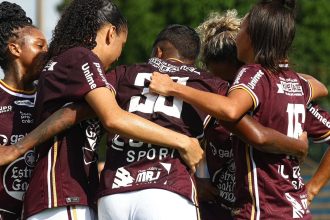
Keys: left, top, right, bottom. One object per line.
{"left": 46, "top": 0, "right": 127, "bottom": 62}
{"left": 0, "top": 1, "right": 33, "bottom": 71}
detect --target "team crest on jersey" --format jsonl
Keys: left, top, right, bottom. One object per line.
{"left": 43, "top": 60, "right": 57, "bottom": 71}
{"left": 3, "top": 150, "right": 36, "bottom": 200}
{"left": 277, "top": 77, "right": 303, "bottom": 96}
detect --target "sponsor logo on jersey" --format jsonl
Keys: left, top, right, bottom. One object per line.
{"left": 148, "top": 57, "right": 201, "bottom": 75}
{"left": 285, "top": 193, "right": 309, "bottom": 218}
{"left": 43, "top": 60, "right": 57, "bottom": 71}
{"left": 209, "top": 141, "right": 233, "bottom": 158}
{"left": 0, "top": 134, "right": 8, "bottom": 145}
{"left": 82, "top": 63, "right": 97, "bottom": 89}
{"left": 112, "top": 167, "right": 135, "bottom": 189}
{"left": 278, "top": 164, "right": 304, "bottom": 190}
{"left": 247, "top": 70, "right": 264, "bottom": 89}
{"left": 3, "top": 150, "right": 36, "bottom": 200}
{"left": 112, "top": 163, "right": 172, "bottom": 189}
{"left": 233, "top": 68, "right": 247, "bottom": 85}
{"left": 214, "top": 159, "right": 236, "bottom": 203}
{"left": 307, "top": 103, "right": 330, "bottom": 128}
{"left": 14, "top": 100, "right": 35, "bottom": 107}
{"left": 81, "top": 119, "right": 102, "bottom": 165}
{"left": 93, "top": 62, "right": 111, "bottom": 89}
{"left": 0, "top": 105, "right": 12, "bottom": 114}
{"left": 277, "top": 77, "right": 303, "bottom": 96}
{"left": 111, "top": 135, "right": 176, "bottom": 163}
{"left": 20, "top": 111, "right": 34, "bottom": 124}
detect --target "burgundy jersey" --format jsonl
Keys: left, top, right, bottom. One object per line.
{"left": 202, "top": 115, "right": 236, "bottom": 220}
{"left": 23, "top": 47, "right": 111, "bottom": 218}
{"left": 97, "top": 58, "right": 228, "bottom": 205}
{"left": 229, "top": 64, "right": 312, "bottom": 219}
{"left": 0, "top": 80, "right": 36, "bottom": 219}
{"left": 305, "top": 102, "right": 330, "bottom": 144}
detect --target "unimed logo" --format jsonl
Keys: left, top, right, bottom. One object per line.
{"left": 82, "top": 63, "right": 97, "bottom": 89}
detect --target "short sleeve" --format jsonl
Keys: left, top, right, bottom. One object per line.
{"left": 305, "top": 102, "right": 330, "bottom": 144}
{"left": 106, "top": 65, "right": 128, "bottom": 92}
{"left": 228, "top": 65, "right": 267, "bottom": 110}
{"left": 65, "top": 48, "right": 115, "bottom": 98}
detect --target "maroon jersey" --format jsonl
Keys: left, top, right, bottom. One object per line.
{"left": 23, "top": 47, "right": 111, "bottom": 218}
{"left": 97, "top": 58, "right": 228, "bottom": 205}
{"left": 229, "top": 64, "right": 312, "bottom": 219}
{"left": 201, "top": 116, "right": 236, "bottom": 220}
{"left": 305, "top": 102, "right": 330, "bottom": 144}
{"left": 0, "top": 80, "right": 36, "bottom": 219}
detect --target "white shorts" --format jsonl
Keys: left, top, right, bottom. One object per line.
{"left": 98, "top": 188, "right": 199, "bottom": 220}
{"left": 26, "top": 205, "right": 96, "bottom": 220}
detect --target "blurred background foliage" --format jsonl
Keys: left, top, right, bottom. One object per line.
{"left": 57, "top": 0, "right": 330, "bottom": 161}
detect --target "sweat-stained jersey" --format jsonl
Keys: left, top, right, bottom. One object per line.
{"left": 0, "top": 81, "right": 36, "bottom": 220}
{"left": 229, "top": 64, "right": 312, "bottom": 220}
{"left": 97, "top": 57, "right": 229, "bottom": 205}
{"left": 23, "top": 47, "right": 112, "bottom": 218}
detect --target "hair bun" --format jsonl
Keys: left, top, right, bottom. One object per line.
{"left": 0, "top": 1, "right": 32, "bottom": 24}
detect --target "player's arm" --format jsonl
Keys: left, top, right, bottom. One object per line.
{"left": 298, "top": 73, "right": 328, "bottom": 99}
{"left": 220, "top": 115, "right": 308, "bottom": 161}
{"left": 305, "top": 147, "right": 330, "bottom": 205}
{"left": 149, "top": 72, "right": 252, "bottom": 122}
{"left": 0, "top": 102, "right": 94, "bottom": 165}
{"left": 85, "top": 87, "right": 203, "bottom": 173}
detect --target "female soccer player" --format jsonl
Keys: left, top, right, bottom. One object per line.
{"left": 23, "top": 0, "right": 202, "bottom": 219}
{"left": 150, "top": 0, "right": 320, "bottom": 219}
{"left": 0, "top": 1, "right": 47, "bottom": 219}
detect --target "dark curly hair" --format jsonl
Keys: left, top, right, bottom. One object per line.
{"left": 0, "top": 1, "right": 33, "bottom": 71}
{"left": 247, "top": 0, "right": 296, "bottom": 73}
{"left": 46, "top": 0, "right": 127, "bottom": 62}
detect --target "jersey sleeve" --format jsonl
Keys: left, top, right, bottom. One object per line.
{"left": 305, "top": 102, "right": 330, "bottom": 144}
{"left": 228, "top": 65, "right": 267, "bottom": 110}
{"left": 106, "top": 65, "right": 128, "bottom": 92}
{"left": 65, "top": 48, "right": 115, "bottom": 98}
{"left": 298, "top": 75, "right": 313, "bottom": 105}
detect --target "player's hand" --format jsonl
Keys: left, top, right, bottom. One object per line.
{"left": 195, "top": 177, "right": 218, "bottom": 203}
{"left": 305, "top": 182, "right": 317, "bottom": 206}
{"left": 149, "top": 72, "right": 174, "bottom": 96}
{"left": 178, "top": 137, "right": 204, "bottom": 174}
{"left": 297, "top": 132, "right": 308, "bottom": 163}
{"left": 0, "top": 145, "right": 21, "bottom": 166}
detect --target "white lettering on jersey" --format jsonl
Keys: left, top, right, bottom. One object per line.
{"left": 43, "top": 61, "right": 57, "bottom": 71}
{"left": 112, "top": 167, "right": 135, "bottom": 189}
{"left": 287, "top": 104, "right": 305, "bottom": 139}
{"left": 285, "top": 193, "right": 305, "bottom": 218}
{"left": 82, "top": 63, "right": 97, "bottom": 89}
{"left": 277, "top": 77, "right": 304, "bottom": 96}
{"left": 148, "top": 57, "right": 201, "bottom": 75}
{"left": 307, "top": 103, "right": 330, "bottom": 128}
{"left": 0, "top": 105, "right": 12, "bottom": 114}
{"left": 247, "top": 70, "right": 264, "bottom": 89}
{"left": 233, "top": 67, "right": 247, "bottom": 85}
{"left": 128, "top": 73, "right": 188, "bottom": 118}
{"left": 14, "top": 100, "right": 35, "bottom": 108}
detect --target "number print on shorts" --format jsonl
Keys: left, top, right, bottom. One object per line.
{"left": 128, "top": 73, "right": 188, "bottom": 118}
{"left": 286, "top": 104, "right": 305, "bottom": 138}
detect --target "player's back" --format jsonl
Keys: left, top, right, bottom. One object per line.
{"left": 97, "top": 57, "right": 228, "bottom": 203}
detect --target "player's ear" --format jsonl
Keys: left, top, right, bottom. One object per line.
{"left": 154, "top": 46, "right": 163, "bottom": 58}
{"left": 8, "top": 42, "right": 21, "bottom": 57}
{"left": 106, "top": 24, "right": 117, "bottom": 45}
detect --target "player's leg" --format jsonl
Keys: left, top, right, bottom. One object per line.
{"left": 26, "top": 205, "right": 96, "bottom": 220}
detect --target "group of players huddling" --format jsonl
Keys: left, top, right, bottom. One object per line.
{"left": 0, "top": 0, "right": 329, "bottom": 220}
